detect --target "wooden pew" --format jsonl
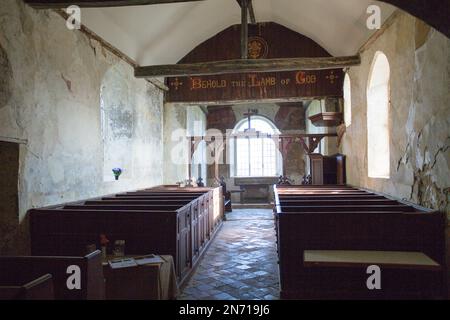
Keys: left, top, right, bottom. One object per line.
{"left": 278, "top": 199, "right": 401, "bottom": 206}
{"left": 274, "top": 185, "right": 447, "bottom": 299}
{"left": 30, "top": 208, "right": 192, "bottom": 282}
{"left": 113, "top": 194, "right": 204, "bottom": 199}
{"left": 101, "top": 191, "right": 220, "bottom": 251}
{"left": 90, "top": 193, "right": 213, "bottom": 263}
{"left": 278, "top": 205, "right": 417, "bottom": 212}
{"left": 0, "top": 251, "right": 104, "bottom": 300}
{"left": 29, "top": 186, "right": 223, "bottom": 288}
{"left": 278, "top": 194, "right": 386, "bottom": 200}
{"left": 0, "top": 274, "right": 54, "bottom": 300}
{"left": 63, "top": 201, "right": 212, "bottom": 278}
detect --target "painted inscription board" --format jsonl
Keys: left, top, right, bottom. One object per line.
{"left": 166, "top": 23, "right": 344, "bottom": 103}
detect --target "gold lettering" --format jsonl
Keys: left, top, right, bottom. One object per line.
{"left": 191, "top": 77, "right": 202, "bottom": 90}
{"left": 296, "top": 72, "right": 317, "bottom": 85}
{"left": 248, "top": 75, "right": 277, "bottom": 87}
{"left": 248, "top": 74, "right": 258, "bottom": 87}
{"left": 191, "top": 78, "right": 228, "bottom": 90}
{"left": 296, "top": 71, "right": 306, "bottom": 85}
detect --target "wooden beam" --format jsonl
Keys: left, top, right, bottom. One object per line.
{"left": 134, "top": 55, "right": 361, "bottom": 78}
{"left": 248, "top": 0, "right": 256, "bottom": 25}
{"left": 24, "top": 0, "right": 203, "bottom": 9}
{"left": 240, "top": 0, "right": 248, "bottom": 59}
{"left": 236, "top": 0, "right": 256, "bottom": 25}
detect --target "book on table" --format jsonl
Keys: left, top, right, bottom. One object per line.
{"left": 107, "top": 254, "right": 165, "bottom": 269}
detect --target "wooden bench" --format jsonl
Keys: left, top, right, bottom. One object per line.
{"left": 274, "top": 185, "right": 447, "bottom": 299}
{"left": 0, "top": 251, "right": 104, "bottom": 300}
{"left": 0, "top": 274, "right": 54, "bottom": 300}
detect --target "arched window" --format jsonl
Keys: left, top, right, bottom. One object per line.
{"left": 343, "top": 73, "right": 352, "bottom": 127}
{"left": 232, "top": 116, "right": 282, "bottom": 177}
{"left": 367, "top": 52, "right": 390, "bottom": 179}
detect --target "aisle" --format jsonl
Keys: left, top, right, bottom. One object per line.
{"left": 178, "top": 209, "right": 279, "bottom": 300}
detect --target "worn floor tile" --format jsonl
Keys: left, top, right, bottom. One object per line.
{"left": 179, "top": 209, "right": 280, "bottom": 300}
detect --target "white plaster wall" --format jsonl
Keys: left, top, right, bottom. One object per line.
{"left": 187, "top": 106, "right": 207, "bottom": 184}
{"left": 163, "top": 104, "right": 208, "bottom": 185}
{"left": 0, "top": 0, "right": 164, "bottom": 253}
{"left": 163, "top": 103, "right": 188, "bottom": 185}
{"left": 341, "top": 13, "right": 450, "bottom": 215}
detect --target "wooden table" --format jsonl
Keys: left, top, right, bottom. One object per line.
{"left": 304, "top": 250, "right": 441, "bottom": 271}
{"left": 103, "top": 255, "right": 178, "bottom": 300}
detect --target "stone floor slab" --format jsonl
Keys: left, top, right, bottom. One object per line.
{"left": 179, "top": 209, "right": 280, "bottom": 300}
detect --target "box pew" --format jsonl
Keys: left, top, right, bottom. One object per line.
{"left": 275, "top": 185, "right": 366, "bottom": 190}
{"left": 30, "top": 207, "right": 193, "bottom": 282}
{"left": 274, "top": 185, "right": 447, "bottom": 299}
{"left": 278, "top": 199, "right": 401, "bottom": 206}
{"left": 0, "top": 251, "right": 104, "bottom": 300}
{"left": 122, "top": 192, "right": 206, "bottom": 195}
{"left": 92, "top": 193, "right": 212, "bottom": 251}
{"left": 112, "top": 194, "right": 204, "bottom": 199}
{"left": 278, "top": 205, "right": 417, "bottom": 212}
{"left": 86, "top": 199, "right": 193, "bottom": 205}
{"left": 0, "top": 274, "right": 53, "bottom": 300}
{"left": 99, "top": 192, "right": 218, "bottom": 250}
{"left": 278, "top": 193, "right": 385, "bottom": 198}
{"left": 66, "top": 198, "right": 213, "bottom": 269}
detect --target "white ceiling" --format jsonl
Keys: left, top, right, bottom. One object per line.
{"left": 81, "top": 0, "right": 396, "bottom": 66}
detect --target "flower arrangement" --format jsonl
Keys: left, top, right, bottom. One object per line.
{"left": 99, "top": 234, "right": 109, "bottom": 258}
{"left": 112, "top": 168, "right": 122, "bottom": 180}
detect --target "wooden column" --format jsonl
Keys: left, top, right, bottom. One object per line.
{"left": 280, "top": 137, "right": 287, "bottom": 177}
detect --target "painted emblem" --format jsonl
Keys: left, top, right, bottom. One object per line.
{"left": 326, "top": 71, "right": 339, "bottom": 84}
{"left": 170, "top": 77, "right": 183, "bottom": 90}
{"left": 248, "top": 36, "right": 268, "bottom": 59}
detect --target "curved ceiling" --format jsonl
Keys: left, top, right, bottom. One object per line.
{"left": 81, "top": 0, "right": 396, "bottom": 66}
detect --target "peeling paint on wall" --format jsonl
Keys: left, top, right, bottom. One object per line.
{"left": 341, "top": 13, "right": 450, "bottom": 216}
{"left": 0, "top": 0, "right": 164, "bottom": 254}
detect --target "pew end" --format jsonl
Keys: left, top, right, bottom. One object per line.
{"left": 0, "top": 250, "right": 105, "bottom": 300}
{"left": 0, "top": 274, "right": 54, "bottom": 300}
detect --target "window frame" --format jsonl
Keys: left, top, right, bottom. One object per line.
{"left": 366, "top": 51, "right": 391, "bottom": 179}
{"left": 343, "top": 73, "right": 352, "bottom": 127}
{"left": 231, "top": 116, "right": 281, "bottom": 177}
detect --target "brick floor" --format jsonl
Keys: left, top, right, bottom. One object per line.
{"left": 178, "top": 209, "right": 280, "bottom": 300}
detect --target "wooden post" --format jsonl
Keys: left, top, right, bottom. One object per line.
{"left": 248, "top": 0, "right": 256, "bottom": 24}
{"left": 241, "top": 0, "right": 248, "bottom": 59}
{"left": 280, "top": 137, "right": 287, "bottom": 177}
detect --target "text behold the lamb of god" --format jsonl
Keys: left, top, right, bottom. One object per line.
{"left": 189, "top": 71, "right": 319, "bottom": 90}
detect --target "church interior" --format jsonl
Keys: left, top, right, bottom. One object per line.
{"left": 0, "top": 0, "right": 449, "bottom": 300}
